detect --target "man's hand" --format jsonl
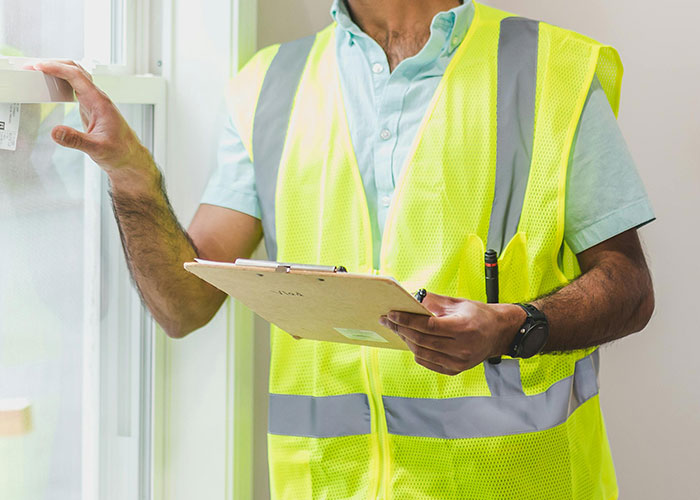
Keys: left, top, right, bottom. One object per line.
{"left": 30, "top": 61, "right": 155, "bottom": 189}
{"left": 380, "top": 295, "right": 526, "bottom": 376}
{"left": 381, "top": 229, "right": 654, "bottom": 376}
{"left": 27, "top": 60, "right": 263, "bottom": 338}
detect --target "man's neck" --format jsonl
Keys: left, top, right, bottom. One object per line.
{"left": 345, "top": 0, "right": 462, "bottom": 70}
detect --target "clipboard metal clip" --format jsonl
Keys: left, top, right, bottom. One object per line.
{"left": 234, "top": 259, "right": 348, "bottom": 274}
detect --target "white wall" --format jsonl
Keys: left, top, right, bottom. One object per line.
{"left": 154, "top": 0, "right": 257, "bottom": 499}
{"left": 156, "top": 0, "right": 233, "bottom": 494}
{"left": 256, "top": 1, "right": 700, "bottom": 498}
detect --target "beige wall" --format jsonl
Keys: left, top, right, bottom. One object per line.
{"left": 256, "top": 1, "right": 700, "bottom": 498}
{"left": 258, "top": 0, "right": 331, "bottom": 47}
{"left": 490, "top": 3, "right": 700, "bottom": 498}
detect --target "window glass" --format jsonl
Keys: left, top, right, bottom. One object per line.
{"left": 0, "top": 103, "right": 84, "bottom": 499}
{"left": 1, "top": 0, "right": 83, "bottom": 58}
{"left": 0, "top": 102, "right": 152, "bottom": 500}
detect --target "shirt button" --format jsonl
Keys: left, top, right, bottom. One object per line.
{"left": 372, "top": 62, "right": 384, "bottom": 74}
{"left": 381, "top": 196, "right": 391, "bottom": 207}
{"left": 380, "top": 129, "right": 392, "bottom": 140}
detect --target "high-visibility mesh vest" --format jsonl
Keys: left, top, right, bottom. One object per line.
{"left": 229, "top": 3, "right": 623, "bottom": 499}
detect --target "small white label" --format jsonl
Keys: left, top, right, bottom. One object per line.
{"left": 0, "top": 103, "right": 21, "bottom": 151}
{"left": 334, "top": 328, "right": 388, "bottom": 343}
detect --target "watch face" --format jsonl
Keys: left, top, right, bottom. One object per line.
{"left": 520, "top": 324, "right": 549, "bottom": 358}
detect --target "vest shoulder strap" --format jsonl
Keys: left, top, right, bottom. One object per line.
{"left": 487, "top": 10, "right": 622, "bottom": 255}
{"left": 488, "top": 16, "right": 540, "bottom": 255}
{"left": 251, "top": 32, "right": 319, "bottom": 259}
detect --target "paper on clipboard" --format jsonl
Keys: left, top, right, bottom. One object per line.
{"left": 184, "top": 258, "right": 433, "bottom": 350}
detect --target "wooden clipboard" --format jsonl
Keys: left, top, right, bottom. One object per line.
{"left": 184, "top": 259, "right": 433, "bottom": 350}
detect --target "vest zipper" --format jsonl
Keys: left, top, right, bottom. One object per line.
{"left": 364, "top": 346, "right": 390, "bottom": 500}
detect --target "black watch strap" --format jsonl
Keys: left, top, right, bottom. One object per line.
{"left": 517, "top": 303, "right": 546, "bottom": 323}
{"left": 507, "top": 303, "right": 549, "bottom": 358}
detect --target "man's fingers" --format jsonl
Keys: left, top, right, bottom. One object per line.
{"left": 379, "top": 316, "right": 472, "bottom": 375}
{"left": 420, "top": 291, "right": 453, "bottom": 313}
{"left": 381, "top": 318, "right": 453, "bottom": 351}
{"left": 386, "top": 310, "right": 453, "bottom": 337}
{"left": 51, "top": 125, "right": 96, "bottom": 154}
{"left": 413, "top": 356, "right": 460, "bottom": 376}
{"left": 34, "top": 61, "right": 99, "bottom": 99}
{"left": 24, "top": 60, "right": 76, "bottom": 71}
{"left": 73, "top": 62, "right": 94, "bottom": 82}
{"left": 407, "top": 341, "right": 465, "bottom": 371}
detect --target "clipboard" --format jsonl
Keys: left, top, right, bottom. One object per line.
{"left": 184, "top": 258, "right": 433, "bottom": 350}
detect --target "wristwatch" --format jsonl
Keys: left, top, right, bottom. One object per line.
{"left": 508, "top": 303, "right": 549, "bottom": 358}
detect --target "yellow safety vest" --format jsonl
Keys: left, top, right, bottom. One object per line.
{"left": 229, "top": 3, "right": 623, "bottom": 499}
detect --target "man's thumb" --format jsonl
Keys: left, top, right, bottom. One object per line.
{"left": 51, "top": 125, "right": 94, "bottom": 153}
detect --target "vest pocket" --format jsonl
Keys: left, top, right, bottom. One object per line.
{"left": 457, "top": 234, "right": 488, "bottom": 302}
{"left": 496, "top": 232, "right": 530, "bottom": 304}
{"left": 457, "top": 232, "right": 530, "bottom": 304}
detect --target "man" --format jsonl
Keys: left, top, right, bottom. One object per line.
{"left": 33, "top": 0, "right": 654, "bottom": 498}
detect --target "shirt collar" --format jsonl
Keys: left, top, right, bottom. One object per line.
{"left": 330, "top": 0, "right": 474, "bottom": 55}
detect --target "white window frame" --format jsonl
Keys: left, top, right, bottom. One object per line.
{"left": 0, "top": 68, "right": 166, "bottom": 500}
{"left": 2, "top": 0, "right": 166, "bottom": 497}
{"left": 2, "top": 0, "right": 261, "bottom": 497}
{"left": 149, "top": 0, "right": 260, "bottom": 498}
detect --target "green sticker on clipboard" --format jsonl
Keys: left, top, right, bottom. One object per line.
{"left": 334, "top": 328, "right": 388, "bottom": 343}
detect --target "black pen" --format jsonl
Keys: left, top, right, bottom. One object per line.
{"left": 485, "top": 249, "right": 502, "bottom": 364}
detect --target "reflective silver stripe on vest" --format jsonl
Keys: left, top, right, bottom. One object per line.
{"left": 252, "top": 35, "right": 316, "bottom": 261}
{"left": 383, "top": 351, "right": 599, "bottom": 439}
{"left": 268, "top": 393, "right": 371, "bottom": 438}
{"left": 487, "top": 17, "right": 540, "bottom": 255}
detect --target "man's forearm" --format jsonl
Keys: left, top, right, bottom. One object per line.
{"left": 108, "top": 157, "right": 226, "bottom": 337}
{"left": 532, "top": 231, "right": 655, "bottom": 353}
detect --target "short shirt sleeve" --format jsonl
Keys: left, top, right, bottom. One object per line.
{"left": 201, "top": 77, "right": 655, "bottom": 250}
{"left": 564, "top": 76, "right": 655, "bottom": 254}
{"left": 199, "top": 113, "right": 262, "bottom": 219}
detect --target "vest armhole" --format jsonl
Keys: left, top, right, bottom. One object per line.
{"left": 226, "top": 43, "right": 282, "bottom": 159}
{"left": 594, "top": 46, "right": 624, "bottom": 118}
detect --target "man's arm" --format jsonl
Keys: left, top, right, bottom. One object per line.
{"left": 532, "top": 228, "right": 654, "bottom": 352}
{"left": 380, "top": 229, "right": 654, "bottom": 375}
{"left": 34, "top": 61, "right": 262, "bottom": 338}
{"left": 110, "top": 173, "right": 262, "bottom": 337}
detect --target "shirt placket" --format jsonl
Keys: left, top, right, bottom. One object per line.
{"left": 372, "top": 21, "right": 454, "bottom": 234}
{"left": 374, "top": 70, "right": 405, "bottom": 232}
{"left": 333, "top": 4, "right": 465, "bottom": 268}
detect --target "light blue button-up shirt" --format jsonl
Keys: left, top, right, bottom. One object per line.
{"left": 201, "top": 0, "right": 654, "bottom": 267}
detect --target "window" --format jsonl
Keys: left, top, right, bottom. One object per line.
{"left": 0, "top": 101, "right": 158, "bottom": 499}
{"left": 0, "top": 0, "right": 112, "bottom": 63}
{"left": 2, "top": 0, "right": 262, "bottom": 497}
{"left": 0, "top": 102, "right": 87, "bottom": 499}
{"left": 0, "top": 1, "right": 165, "bottom": 499}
